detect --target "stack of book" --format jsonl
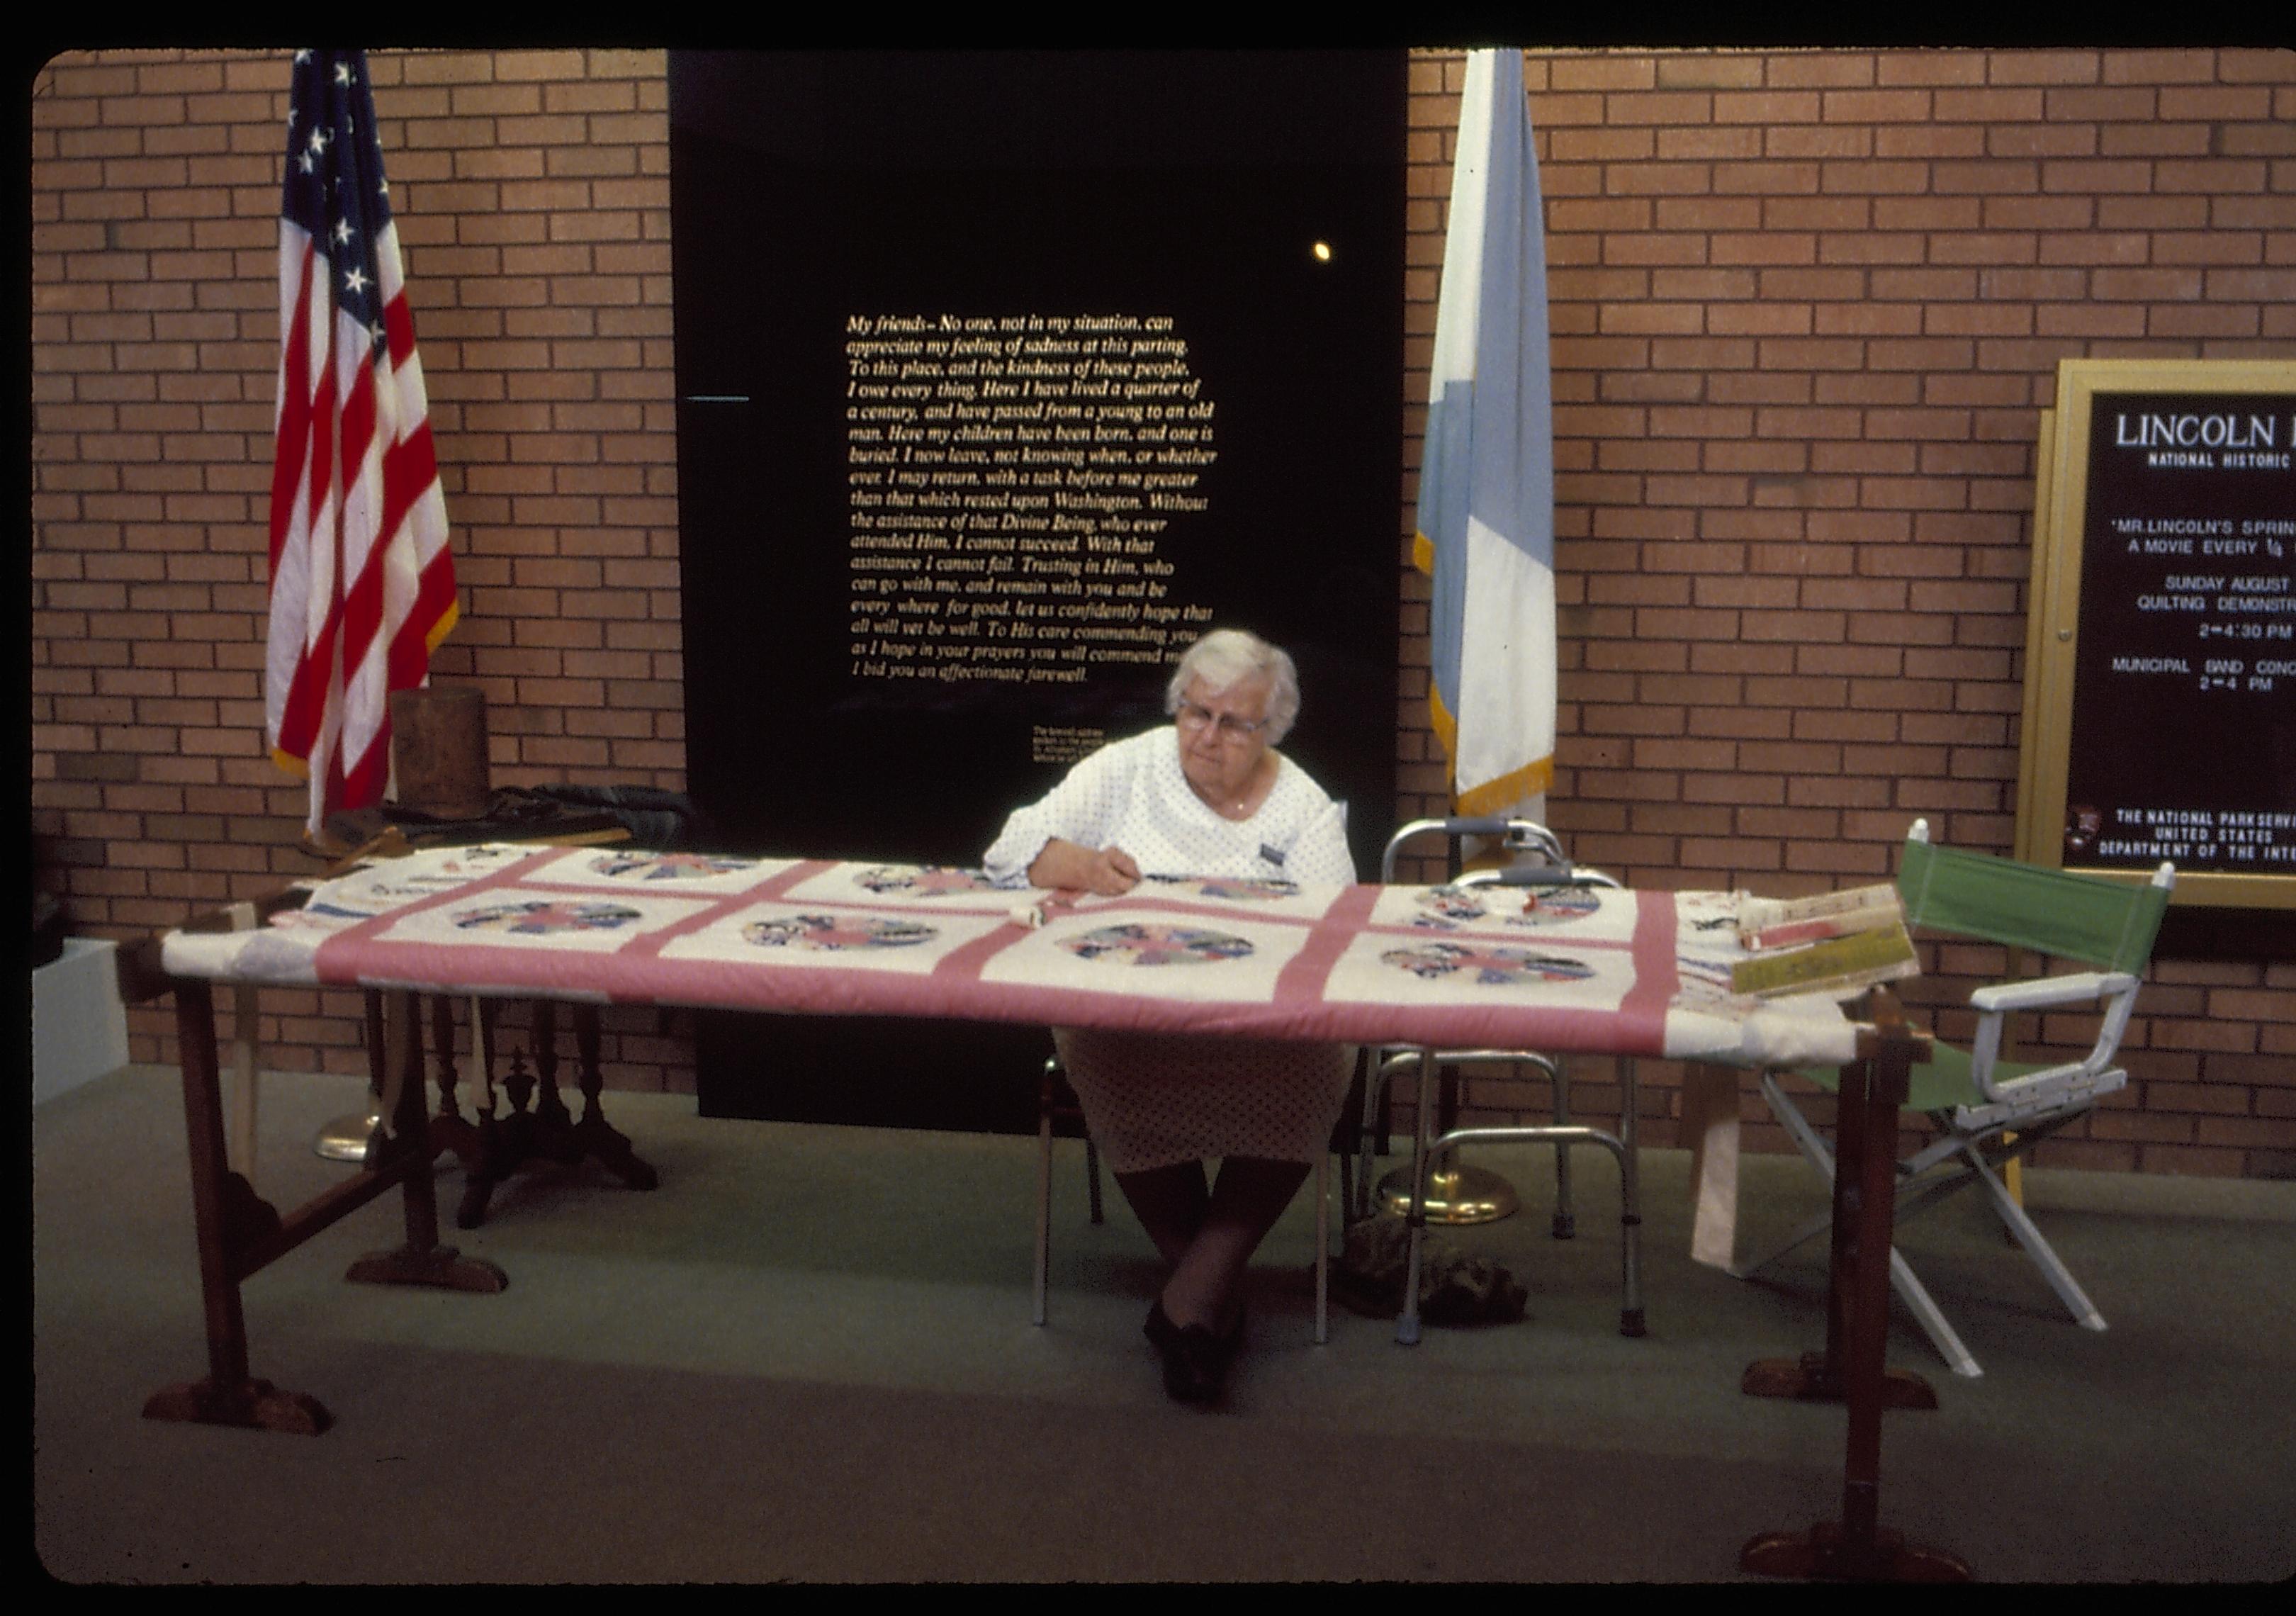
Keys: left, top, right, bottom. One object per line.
{"left": 1728, "top": 883, "right": 1919, "bottom": 999}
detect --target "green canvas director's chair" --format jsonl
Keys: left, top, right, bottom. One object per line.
{"left": 1740, "top": 819, "right": 2175, "bottom": 1379}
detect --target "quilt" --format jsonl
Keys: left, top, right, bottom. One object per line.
{"left": 159, "top": 845, "right": 1866, "bottom": 1069}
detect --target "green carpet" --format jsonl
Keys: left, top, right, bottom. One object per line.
{"left": 33, "top": 1065, "right": 2296, "bottom": 1583}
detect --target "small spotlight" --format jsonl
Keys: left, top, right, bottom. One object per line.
{"left": 1312, "top": 240, "right": 1333, "bottom": 263}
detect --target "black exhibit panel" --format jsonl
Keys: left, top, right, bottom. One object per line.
{"left": 2061, "top": 391, "right": 2296, "bottom": 884}
{"left": 668, "top": 52, "right": 1405, "bottom": 1128}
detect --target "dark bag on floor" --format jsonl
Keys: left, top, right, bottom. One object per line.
{"left": 378, "top": 785, "right": 718, "bottom": 853}
{"left": 1331, "top": 1214, "right": 1529, "bottom": 1326}
{"left": 512, "top": 785, "right": 719, "bottom": 852}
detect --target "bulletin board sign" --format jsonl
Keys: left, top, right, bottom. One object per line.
{"left": 2016, "top": 359, "right": 2296, "bottom": 909}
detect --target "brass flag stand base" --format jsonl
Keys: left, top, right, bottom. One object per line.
{"left": 314, "top": 1104, "right": 384, "bottom": 1165}
{"left": 1375, "top": 1157, "right": 1518, "bottom": 1225}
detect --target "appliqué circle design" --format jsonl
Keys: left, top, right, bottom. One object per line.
{"left": 454, "top": 900, "right": 644, "bottom": 936}
{"left": 1411, "top": 884, "right": 1603, "bottom": 930}
{"left": 1411, "top": 886, "right": 1490, "bottom": 928}
{"left": 742, "top": 914, "right": 938, "bottom": 950}
{"left": 852, "top": 865, "right": 1001, "bottom": 897}
{"left": 1061, "top": 923, "right": 1256, "bottom": 966}
{"left": 1506, "top": 886, "right": 1604, "bottom": 926}
{"left": 308, "top": 875, "right": 467, "bottom": 919}
{"left": 587, "top": 851, "right": 755, "bottom": 881}
{"left": 1380, "top": 942, "right": 1597, "bottom": 987}
{"left": 439, "top": 845, "right": 525, "bottom": 871}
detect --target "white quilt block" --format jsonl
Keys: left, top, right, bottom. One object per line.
{"left": 298, "top": 843, "right": 539, "bottom": 920}
{"left": 981, "top": 909, "right": 1309, "bottom": 1005}
{"left": 1364, "top": 882, "right": 1640, "bottom": 945}
{"left": 659, "top": 899, "right": 1013, "bottom": 977}
{"left": 519, "top": 847, "right": 794, "bottom": 895}
{"left": 1320, "top": 928, "right": 1638, "bottom": 1016}
{"left": 776, "top": 863, "right": 1020, "bottom": 912}
{"left": 375, "top": 890, "right": 714, "bottom": 955}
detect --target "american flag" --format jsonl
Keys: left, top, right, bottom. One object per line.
{"left": 266, "top": 49, "right": 456, "bottom": 838}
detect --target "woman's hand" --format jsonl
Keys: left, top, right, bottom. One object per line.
{"left": 1029, "top": 838, "right": 1141, "bottom": 896}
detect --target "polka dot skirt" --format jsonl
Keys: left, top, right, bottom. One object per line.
{"left": 1052, "top": 1026, "right": 1355, "bottom": 1173}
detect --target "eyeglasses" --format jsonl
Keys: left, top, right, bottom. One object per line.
{"left": 1175, "top": 700, "right": 1271, "bottom": 744}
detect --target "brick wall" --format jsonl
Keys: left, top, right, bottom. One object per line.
{"left": 29, "top": 47, "right": 2296, "bottom": 1175}
{"left": 29, "top": 48, "right": 689, "bottom": 1089}
{"left": 1400, "top": 48, "right": 2296, "bottom": 1177}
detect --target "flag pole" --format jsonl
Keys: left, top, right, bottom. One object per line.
{"left": 264, "top": 47, "right": 458, "bottom": 1162}
{"left": 1379, "top": 47, "right": 1564, "bottom": 1228}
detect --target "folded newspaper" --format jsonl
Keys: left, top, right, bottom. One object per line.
{"left": 1731, "top": 883, "right": 1919, "bottom": 999}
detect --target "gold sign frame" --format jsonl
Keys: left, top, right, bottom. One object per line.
{"left": 2017, "top": 358, "right": 2296, "bottom": 909}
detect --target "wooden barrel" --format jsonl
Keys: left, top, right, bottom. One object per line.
{"left": 389, "top": 685, "right": 491, "bottom": 820}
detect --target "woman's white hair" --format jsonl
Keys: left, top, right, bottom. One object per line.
{"left": 1164, "top": 628, "right": 1302, "bottom": 744}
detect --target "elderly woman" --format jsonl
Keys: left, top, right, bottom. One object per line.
{"left": 983, "top": 628, "right": 1356, "bottom": 1404}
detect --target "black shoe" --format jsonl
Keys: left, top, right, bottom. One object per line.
{"left": 1144, "top": 1296, "right": 1181, "bottom": 1354}
{"left": 1144, "top": 1298, "right": 1229, "bottom": 1405}
{"left": 1211, "top": 1300, "right": 1246, "bottom": 1368}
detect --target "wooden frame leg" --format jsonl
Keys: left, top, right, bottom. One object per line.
{"left": 145, "top": 982, "right": 512, "bottom": 1435}
{"left": 229, "top": 982, "right": 261, "bottom": 1189}
{"left": 1740, "top": 999, "right": 1969, "bottom": 1581}
{"left": 142, "top": 980, "right": 332, "bottom": 1435}
{"left": 345, "top": 990, "right": 509, "bottom": 1294}
{"left": 1740, "top": 1023, "right": 1938, "bottom": 1412}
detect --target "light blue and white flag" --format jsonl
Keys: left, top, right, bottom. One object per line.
{"left": 1415, "top": 47, "right": 1555, "bottom": 824}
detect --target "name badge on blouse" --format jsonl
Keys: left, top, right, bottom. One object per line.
{"left": 1259, "top": 844, "right": 1285, "bottom": 868}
